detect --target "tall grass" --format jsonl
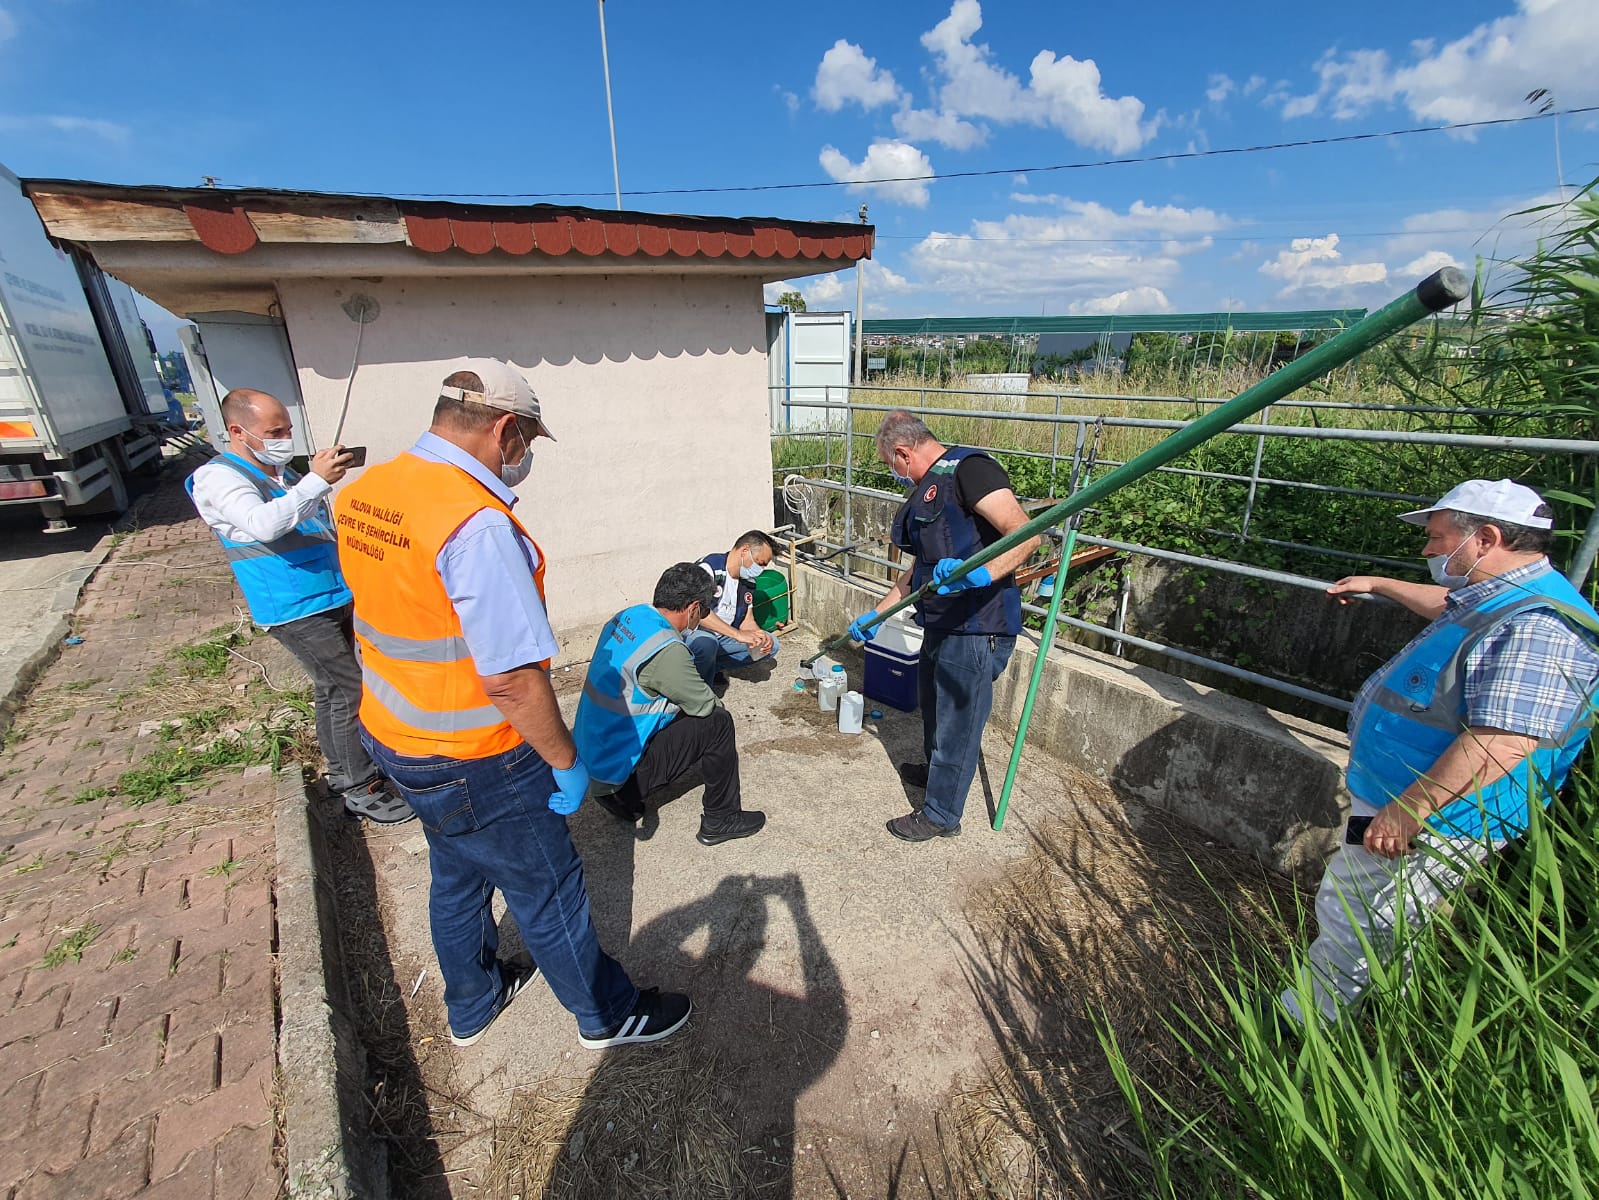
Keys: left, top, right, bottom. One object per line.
{"left": 1094, "top": 184, "right": 1599, "bottom": 1197}
{"left": 1099, "top": 765, "right": 1599, "bottom": 1200}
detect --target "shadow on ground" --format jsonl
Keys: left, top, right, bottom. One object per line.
{"left": 488, "top": 871, "right": 846, "bottom": 1199}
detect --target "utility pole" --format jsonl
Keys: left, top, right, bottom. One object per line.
{"left": 853, "top": 203, "right": 868, "bottom": 382}
{"left": 598, "top": 0, "right": 622, "bottom": 210}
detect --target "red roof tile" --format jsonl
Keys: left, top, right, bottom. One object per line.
{"left": 18, "top": 179, "right": 873, "bottom": 266}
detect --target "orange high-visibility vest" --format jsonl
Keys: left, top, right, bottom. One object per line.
{"left": 335, "top": 451, "right": 548, "bottom": 760}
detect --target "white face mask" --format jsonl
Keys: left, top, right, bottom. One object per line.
{"left": 1427, "top": 539, "right": 1482, "bottom": 589}
{"left": 238, "top": 428, "right": 295, "bottom": 467}
{"left": 499, "top": 425, "right": 534, "bottom": 487}
{"left": 739, "top": 555, "right": 764, "bottom": 581}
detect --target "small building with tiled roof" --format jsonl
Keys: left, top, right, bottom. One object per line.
{"left": 23, "top": 179, "right": 872, "bottom": 631}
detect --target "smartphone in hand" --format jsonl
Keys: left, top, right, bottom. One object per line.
{"left": 340, "top": 445, "right": 368, "bottom": 467}
{"left": 1345, "top": 815, "right": 1374, "bottom": 844}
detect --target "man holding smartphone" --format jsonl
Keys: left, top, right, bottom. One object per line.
{"left": 1283, "top": 479, "right": 1599, "bottom": 1025}
{"left": 187, "top": 387, "right": 413, "bottom": 824}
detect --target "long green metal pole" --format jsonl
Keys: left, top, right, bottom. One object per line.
{"left": 802, "top": 267, "right": 1468, "bottom": 669}
{"left": 993, "top": 526, "right": 1077, "bottom": 830}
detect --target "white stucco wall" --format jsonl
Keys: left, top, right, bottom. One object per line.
{"left": 275, "top": 272, "right": 774, "bottom": 635}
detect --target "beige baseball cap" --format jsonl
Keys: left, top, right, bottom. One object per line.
{"left": 439, "top": 358, "right": 556, "bottom": 441}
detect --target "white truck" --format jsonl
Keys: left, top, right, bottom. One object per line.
{"left": 0, "top": 162, "right": 172, "bottom": 525}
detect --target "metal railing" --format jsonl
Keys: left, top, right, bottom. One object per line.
{"left": 770, "top": 382, "right": 1599, "bottom": 715}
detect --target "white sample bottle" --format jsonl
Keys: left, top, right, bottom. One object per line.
{"left": 838, "top": 690, "right": 864, "bottom": 734}
{"left": 819, "top": 675, "right": 843, "bottom": 712}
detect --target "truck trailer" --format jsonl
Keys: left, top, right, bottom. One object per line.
{"left": 0, "top": 162, "right": 172, "bottom": 525}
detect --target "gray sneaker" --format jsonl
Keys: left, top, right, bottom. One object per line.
{"left": 342, "top": 778, "right": 416, "bottom": 825}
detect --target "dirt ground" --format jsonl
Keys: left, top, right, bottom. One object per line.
{"left": 328, "top": 635, "right": 1292, "bottom": 1199}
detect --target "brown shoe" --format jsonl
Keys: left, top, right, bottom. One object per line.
{"left": 886, "top": 811, "right": 959, "bottom": 842}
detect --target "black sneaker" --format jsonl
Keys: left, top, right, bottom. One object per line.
{"left": 594, "top": 790, "right": 644, "bottom": 824}
{"left": 886, "top": 810, "right": 959, "bottom": 842}
{"left": 579, "top": 987, "right": 692, "bottom": 1049}
{"left": 897, "top": 762, "right": 929, "bottom": 789}
{"left": 696, "top": 809, "right": 766, "bottom": 846}
{"left": 450, "top": 959, "right": 538, "bottom": 1047}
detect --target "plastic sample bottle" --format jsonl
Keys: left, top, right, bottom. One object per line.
{"left": 838, "top": 690, "right": 864, "bottom": 734}
{"left": 819, "top": 676, "right": 844, "bottom": 712}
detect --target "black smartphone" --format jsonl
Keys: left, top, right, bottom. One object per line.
{"left": 340, "top": 445, "right": 367, "bottom": 467}
{"left": 1345, "top": 815, "right": 1374, "bottom": 844}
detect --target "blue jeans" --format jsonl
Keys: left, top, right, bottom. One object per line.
{"left": 684, "top": 628, "right": 780, "bottom": 684}
{"left": 362, "top": 733, "right": 638, "bottom": 1037}
{"left": 918, "top": 630, "right": 1016, "bottom": 828}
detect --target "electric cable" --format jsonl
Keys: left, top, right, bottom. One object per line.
{"left": 206, "top": 104, "right": 1599, "bottom": 202}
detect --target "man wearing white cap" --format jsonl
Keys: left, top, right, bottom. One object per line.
{"left": 1282, "top": 478, "right": 1599, "bottom": 1025}
{"left": 335, "top": 359, "right": 691, "bottom": 1051}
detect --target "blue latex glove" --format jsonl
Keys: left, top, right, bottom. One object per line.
{"left": 933, "top": 557, "right": 992, "bottom": 594}
{"left": 549, "top": 756, "right": 591, "bottom": 815}
{"left": 848, "top": 611, "right": 879, "bottom": 642}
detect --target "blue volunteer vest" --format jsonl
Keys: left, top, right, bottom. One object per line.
{"left": 186, "top": 454, "right": 351, "bottom": 627}
{"left": 698, "top": 553, "right": 755, "bottom": 628}
{"left": 1347, "top": 564, "right": 1599, "bottom": 841}
{"left": 891, "top": 446, "right": 1021, "bottom": 635}
{"left": 573, "top": 605, "right": 684, "bottom": 787}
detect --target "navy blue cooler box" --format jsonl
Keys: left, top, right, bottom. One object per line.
{"left": 864, "top": 613, "right": 922, "bottom": 711}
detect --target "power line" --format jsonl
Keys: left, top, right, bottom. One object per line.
{"left": 339, "top": 104, "right": 1599, "bottom": 201}
{"left": 876, "top": 226, "right": 1490, "bottom": 245}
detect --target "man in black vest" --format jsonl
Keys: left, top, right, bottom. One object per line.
{"left": 850, "top": 411, "right": 1040, "bottom": 842}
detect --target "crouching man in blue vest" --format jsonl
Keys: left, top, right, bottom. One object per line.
{"left": 186, "top": 388, "right": 413, "bottom": 824}
{"left": 850, "top": 411, "right": 1040, "bottom": 842}
{"left": 1282, "top": 479, "right": 1599, "bottom": 1025}
{"left": 575, "top": 563, "right": 766, "bottom": 846}
{"left": 685, "top": 532, "right": 781, "bottom": 686}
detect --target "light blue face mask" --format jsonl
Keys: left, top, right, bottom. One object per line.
{"left": 1427, "top": 540, "right": 1482, "bottom": 589}
{"left": 738, "top": 555, "right": 764, "bottom": 581}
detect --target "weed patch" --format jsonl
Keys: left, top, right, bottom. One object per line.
{"left": 42, "top": 922, "right": 99, "bottom": 967}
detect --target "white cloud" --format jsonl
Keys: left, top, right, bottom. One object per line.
{"left": 0, "top": 8, "right": 15, "bottom": 47}
{"left": 0, "top": 114, "right": 129, "bottom": 143}
{"left": 818, "top": 140, "right": 935, "bottom": 207}
{"left": 1279, "top": 0, "right": 1599, "bottom": 124}
{"left": 905, "top": 196, "right": 1230, "bottom": 306}
{"left": 771, "top": 260, "right": 912, "bottom": 315}
{"left": 918, "top": 0, "right": 1155, "bottom": 152}
{"left": 1011, "top": 173, "right": 1028, "bottom": 186}
{"left": 813, "top": 40, "right": 902, "bottom": 112}
{"left": 1243, "top": 74, "right": 1266, "bottom": 96}
{"left": 1396, "top": 250, "right": 1464, "bottom": 279}
{"left": 891, "top": 105, "right": 987, "bottom": 150}
{"left": 1259, "top": 234, "right": 1388, "bottom": 294}
{"left": 1068, "top": 286, "right": 1173, "bottom": 315}
{"left": 1028, "top": 49, "right": 1157, "bottom": 153}
{"left": 1206, "top": 73, "right": 1235, "bottom": 104}
{"left": 776, "top": 87, "right": 800, "bottom": 114}
{"left": 802, "top": 273, "right": 847, "bottom": 305}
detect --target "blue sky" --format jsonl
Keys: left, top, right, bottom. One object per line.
{"left": 2, "top": 0, "right": 1596, "bottom": 346}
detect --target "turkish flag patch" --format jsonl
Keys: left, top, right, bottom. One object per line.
{"left": 923, "top": 484, "right": 938, "bottom": 503}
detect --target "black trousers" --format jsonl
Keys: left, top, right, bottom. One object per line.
{"left": 614, "top": 706, "right": 742, "bottom": 818}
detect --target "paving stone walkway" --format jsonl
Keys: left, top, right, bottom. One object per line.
{"left": 0, "top": 462, "right": 284, "bottom": 1199}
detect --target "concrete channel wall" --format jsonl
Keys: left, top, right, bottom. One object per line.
{"left": 794, "top": 564, "right": 1352, "bottom": 876}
